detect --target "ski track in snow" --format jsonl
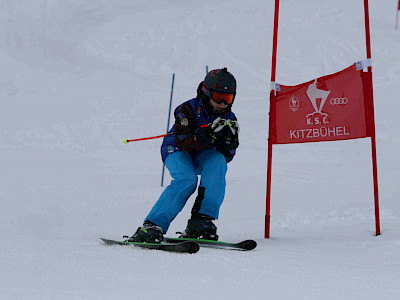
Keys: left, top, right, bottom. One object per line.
{"left": 1, "top": 0, "right": 400, "bottom": 299}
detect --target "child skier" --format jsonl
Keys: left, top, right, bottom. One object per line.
{"left": 128, "top": 67, "right": 239, "bottom": 243}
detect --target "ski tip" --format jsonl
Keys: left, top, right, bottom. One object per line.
{"left": 185, "top": 241, "right": 200, "bottom": 254}
{"left": 238, "top": 240, "right": 257, "bottom": 250}
{"left": 100, "top": 238, "right": 118, "bottom": 244}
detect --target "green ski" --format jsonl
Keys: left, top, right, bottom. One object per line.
{"left": 100, "top": 238, "right": 200, "bottom": 254}
{"left": 163, "top": 237, "right": 257, "bottom": 251}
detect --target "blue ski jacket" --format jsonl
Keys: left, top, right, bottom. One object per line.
{"left": 161, "top": 98, "right": 238, "bottom": 163}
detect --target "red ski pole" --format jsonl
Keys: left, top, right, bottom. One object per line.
{"left": 123, "top": 124, "right": 210, "bottom": 144}
{"left": 123, "top": 133, "right": 171, "bottom": 144}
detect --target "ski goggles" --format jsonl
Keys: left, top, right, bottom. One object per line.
{"left": 202, "top": 85, "right": 235, "bottom": 105}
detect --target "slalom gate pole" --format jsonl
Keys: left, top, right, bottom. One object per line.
{"left": 161, "top": 73, "right": 175, "bottom": 187}
{"left": 363, "top": 0, "right": 381, "bottom": 235}
{"left": 206, "top": 65, "right": 209, "bottom": 74}
{"left": 265, "top": 0, "right": 280, "bottom": 239}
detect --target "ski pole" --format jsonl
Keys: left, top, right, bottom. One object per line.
{"left": 123, "top": 133, "right": 172, "bottom": 144}
{"left": 123, "top": 124, "right": 209, "bottom": 144}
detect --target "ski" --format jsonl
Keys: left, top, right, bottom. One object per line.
{"left": 100, "top": 238, "right": 200, "bottom": 254}
{"left": 163, "top": 237, "right": 257, "bottom": 251}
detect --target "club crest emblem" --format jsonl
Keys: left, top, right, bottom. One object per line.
{"left": 180, "top": 118, "right": 189, "bottom": 126}
{"left": 289, "top": 95, "right": 300, "bottom": 112}
{"left": 305, "top": 80, "right": 331, "bottom": 125}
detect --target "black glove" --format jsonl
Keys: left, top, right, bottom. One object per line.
{"left": 194, "top": 127, "right": 212, "bottom": 146}
{"left": 195, "top": 117, "right": 227, "bottom": 146}
{"left": 209, "top": 117, "right": 227, "bottom": 140}
{"left": 224, "top": 119, "right": 239, "bottom": 149}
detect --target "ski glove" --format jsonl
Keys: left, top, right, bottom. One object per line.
{"left": 195, "top": 117, "right": 227, "bottom": 147}
{"left": 224, "top": 119, "right": 239, "bottom": 149}
{"left": 209, "top": 117, "right": 228, "bottom": 140}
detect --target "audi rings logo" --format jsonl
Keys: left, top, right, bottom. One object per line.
{"left": 330, "top": 97, "right": 348, "bottom": 105}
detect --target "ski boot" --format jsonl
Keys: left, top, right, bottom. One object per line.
{"left": 127, "top": 221, "right": 164, "bottom": 243}
{"left": 180, "top": 214, "right": 218, "bottom": 241}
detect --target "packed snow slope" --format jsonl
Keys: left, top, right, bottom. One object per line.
{"left": 1, "top": 0, "right": 400, "bottom": 299}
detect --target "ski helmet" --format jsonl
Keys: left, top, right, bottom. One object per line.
{"left": 201, "top": 68, "right": 237, "bottom": 105}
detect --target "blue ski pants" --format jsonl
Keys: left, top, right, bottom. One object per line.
{"left": 145, "top": 149, "right": 227, "bottom": 233}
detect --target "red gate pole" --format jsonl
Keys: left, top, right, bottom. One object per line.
{"left": 265, "top": 0, "right": 280, "bottom": 239}
{"left": 363, "top": 0, "right": 381, "bottom": 236}
{"left": 265, "top": 140, "right": 273, "bottom": 239}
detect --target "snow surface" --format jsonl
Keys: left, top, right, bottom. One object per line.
{"left": 1, "top": 0, "right": 400, "bottom": 299}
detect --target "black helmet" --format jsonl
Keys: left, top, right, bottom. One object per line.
{"left": 202, "top": 67, "right": 237, "bottom": 97}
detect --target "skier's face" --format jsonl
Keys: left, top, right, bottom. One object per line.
{"left": 210, "top": 98, "right": 228, "bottom": 111}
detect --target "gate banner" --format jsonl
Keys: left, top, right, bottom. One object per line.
{"left": 269, "top": 62, "right": 374, "bottom": 144}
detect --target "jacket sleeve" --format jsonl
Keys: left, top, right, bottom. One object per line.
{"left": 174, "top": 102, "right": 206, "bottom": 155}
